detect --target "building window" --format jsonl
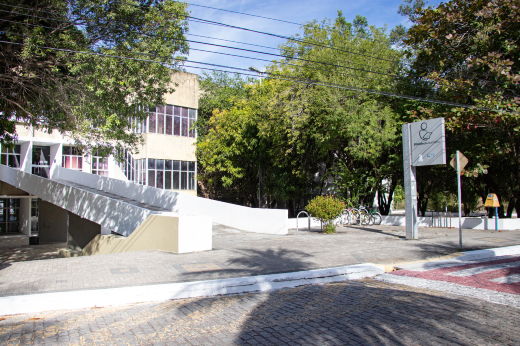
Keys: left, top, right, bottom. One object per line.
{"left": 62, "top": 146, "right": 83, "bottom": 171}
{"left": 139, "top": 159, "right": 196, "bottom": 190}
{"left": 92, "top": 151, "right": 109, "bottom": 176}
{"left": 1, "top": 145, "right": 21, "bottom": 168}
{"left": 32, "top": 146, "right": 51, "bottom": 178}
{"left": 0, "top": 198, "right": 20, "bottom": 233}
{"left": 117, "top": 149, "right": 136, "bottom": 182}
{"left": 135, "top": 105, "right": 197, "bottom": 138}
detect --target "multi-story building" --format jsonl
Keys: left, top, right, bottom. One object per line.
{"left": 0, "top": 71, "right": 199, "bottom": 235}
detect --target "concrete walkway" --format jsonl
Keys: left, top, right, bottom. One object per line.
{"left": 0, "top": 224, "right": 519, "bottom": 297}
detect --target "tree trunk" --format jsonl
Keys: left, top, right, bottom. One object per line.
{"left": 287, "top": 199, "right": 295, "bottom": 218}
{"left": 377, "top": 180, "right": 396, "bottom": 215}
{"left": 506, "top": 197, "right": 516, "bottom": 218}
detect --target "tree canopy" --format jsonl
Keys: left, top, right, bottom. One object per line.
{"left": 0, "top": 0, "right": 189, "bottom": 153}
{"left": 196, "top": 12, "right": 404, "bottom": 214}
{"left": 402, "top": 0, "right": 520, "bottom": 214}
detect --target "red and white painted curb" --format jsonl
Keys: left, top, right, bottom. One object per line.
{"left": 376, "top": 245, "right": 520, "bottom": 307}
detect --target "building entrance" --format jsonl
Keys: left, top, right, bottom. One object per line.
{"left": 32, "top": 146, "right": 50, "bottom": 178}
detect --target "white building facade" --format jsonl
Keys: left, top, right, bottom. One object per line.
{"left": 0, "top": 71, "right": 199, "bottom": 235}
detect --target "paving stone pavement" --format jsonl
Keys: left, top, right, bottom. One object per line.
{"left": 1, "top": 224, "right": 520, "bottom": 297}
{"left": 1, "top": 278, "right": 520, "bottom": 345}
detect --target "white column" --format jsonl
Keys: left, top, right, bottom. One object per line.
{"left": 403, "top": 123, "right": 419, "bottom": 239}
{"left": 19, "top": 198, "right": 32, "bottom": 235}
{"left": 49, "top": 143, "right": 63, "bottom": 178}
{"left": 20, "top": 141, "right": 33, "bottom": 173}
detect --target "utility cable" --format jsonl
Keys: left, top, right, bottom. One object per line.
{"left": 1, "top": 39, "right": 515, "bottom": 116}
{"left": 3, "top": 28, "right": 500, "bottom": 100}
{"left": 0, "top": 2, "right": 505, "bottom": 89}
{"left": 182, "top": 2, "right": 302, "bottom": 26}
{"left": 5, "top": 17, "right": 504, "bottom": 99}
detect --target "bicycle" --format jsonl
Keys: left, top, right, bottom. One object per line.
{"left": 358, "top": 205, "right": 382, "bottom": 225}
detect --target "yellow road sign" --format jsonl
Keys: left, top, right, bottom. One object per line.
{"left": 484, "top": 193, "right": 500, "bottom": 207}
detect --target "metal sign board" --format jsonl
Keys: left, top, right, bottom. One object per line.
{"left": 410, "top": 118, "right": 446, "bottom": 166}
{"left": 450, "top": 152, "right": 468, "bottom": 172}
{"left": 484, "top": 193, "right": 500, "bottom": 207}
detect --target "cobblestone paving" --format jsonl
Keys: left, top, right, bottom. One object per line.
{"left": 1, "top": 278, "right": 520, "bottom": 345}
{"left": 1, "top": 225, "right": 519, "bottom": 296}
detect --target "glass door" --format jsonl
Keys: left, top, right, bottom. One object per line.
{"left": 32, "top": 146, "right": 51, "bottom": 178}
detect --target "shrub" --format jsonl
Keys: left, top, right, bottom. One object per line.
{"left": 305, "top": 195, "right": 345, "bottom": 233}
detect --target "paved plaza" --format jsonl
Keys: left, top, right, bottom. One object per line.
{"left": 0, "top": 225, "right": 520, "bottom": 345}
{"left": 1, "top": 278, "right": 520, "bottom": 345}
{"left": 1, "top": 224, "right": 520, "bottom": 296}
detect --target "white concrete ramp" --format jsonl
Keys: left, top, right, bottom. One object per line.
{"left": 52, "top": 166, "right": 288, "bottom": 235}
{"left": 0, "top": 165, "right": 288, "bottom": 237}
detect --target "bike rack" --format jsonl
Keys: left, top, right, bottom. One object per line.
{"left": 296, "top": 211, "right": 311, "bottom": 231}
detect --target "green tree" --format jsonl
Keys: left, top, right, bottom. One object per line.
{"left": 0, "top": 0, "right": 189, "bottom": 154}
{"left": 402, "top": 0, "right": 520, "bottom": 214}
{"left": 272, "top": 12, "right": 402, "bottom": 211}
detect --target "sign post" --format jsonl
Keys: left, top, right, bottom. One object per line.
{"left": 484, "top": 194, "right": 500, "bottom": 231}
{"left": 450, "top": 151, "right": 468, "bottom": 250}
{"left": 402, "top": 118, "right": 446, "bottom": 240}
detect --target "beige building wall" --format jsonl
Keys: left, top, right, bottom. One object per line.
{"left": 33, "top": 128, "right": 61, "bottom": 140}
{"left": 164, "top": 72, "right": 199, "bottom": 109}
{"left": 15, "top": 124, "right": 31, "bottom": 137}
{"left": 133, "top": 134, "right": 196, "bottom": 161}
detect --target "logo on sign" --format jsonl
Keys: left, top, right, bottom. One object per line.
{"left": 419, "top": 122, "right": 433, "bottom": 141}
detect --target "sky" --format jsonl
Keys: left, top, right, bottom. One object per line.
{"left": 182, "top": 0, "right": 445, "bottom": 77}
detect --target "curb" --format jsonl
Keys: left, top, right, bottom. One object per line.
{"left": 454, "top": 245, "right": 520, "bottom": 261}
{"left": 380, "top": 244, "right": 520, "bottom": 273}
{"left": 0, "top": 263, "right": 385, "bottom": 316}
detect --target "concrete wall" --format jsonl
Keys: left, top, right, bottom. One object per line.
{"left": 76, "top": 214, "right": 211, "bottom": 256}
{"left": 163, "top": 72, "right": 198, "bottom": 109}
{"left": 52, "top": 166, "right": 288, "bottom": 235}
{"left": 0, "top": 182, "right": 29, "bottom": 196}
{"left": 38, "top": 199, "right": 68, "bottom": 243}
{"left": 68, "top": 213, "right": 101, "bottom": 250}
{"left": 133, "top": 134, "right": 196, "bottom": 161}
{"left": 380, "top": 215, "right": 520, "bottom": 230}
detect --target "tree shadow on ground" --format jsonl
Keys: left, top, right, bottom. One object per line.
{"left": 345, "top": 225, "right": 405, "bottom": 239}
{"left": 176, "top": 248, "right": 317, "bottom": 281}
{"left": 174, "top": 279, "right": 519, "bottom": 345}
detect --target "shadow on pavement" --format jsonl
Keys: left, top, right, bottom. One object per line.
{"left": 170, "top": 279, "right": 519, "bottom": 345}
{"left": 176, "top": 248, "right": 316, "bottom": 280}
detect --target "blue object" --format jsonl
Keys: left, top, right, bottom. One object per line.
{"left": 495, "top": 207, "right": 498, "bottom": 231}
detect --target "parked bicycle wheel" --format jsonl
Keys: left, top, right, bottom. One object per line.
{"left": 359, "top": 211, "right": 370, "bottom": 226}
{"left": 340, "top": 209, "right": 351, "bottom": 226}
{"left": 371, "top": 212, "right": 382, "bottom": 225}
{"left": 350, "top": 209, "right": 360, "bottom": 225}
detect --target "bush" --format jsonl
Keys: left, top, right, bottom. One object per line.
{"left": 305, "top": 195, "right": 345, "bottom": 233}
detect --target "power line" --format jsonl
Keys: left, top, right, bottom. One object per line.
{"left": 1, "top": 39, "right": 515, "bottom": 116}
{"left": 7, "top": 28, "right": 486, "bottom": 103}
{"left": 183, "top": 2, "right": 302, "bottom": 26}
{"left": 0, "top": 2, "right": 408, "bottom": 67}
{"left": 187, "top": 33, "right": 278, "bottom": 51}
{"left": 0, "top": 18, "right": 404, "bottom": 79}
{"left": 0, "top": 2, "right": 507, "bottom": 90}
{"left": 2, "top": 29, "right": 393, "bottom": 85}
{"left": 2, "top": 23, "right": 511, "bottom": 99}
{"left": 0, "top": 11, "right": 403, "bottom": 78}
